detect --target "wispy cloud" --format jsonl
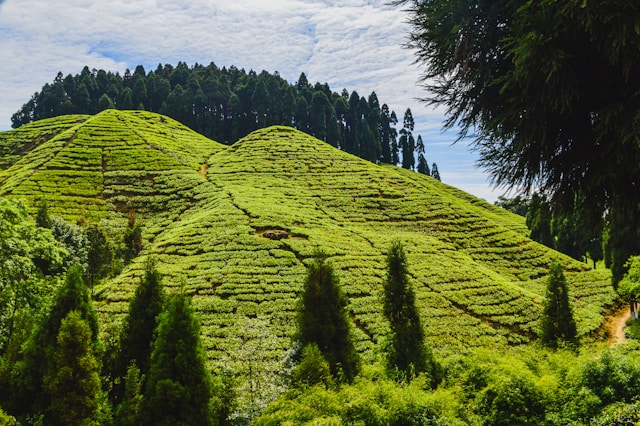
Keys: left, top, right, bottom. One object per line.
{"left": 0, "top": 0, "right": 503, "bottom": 201}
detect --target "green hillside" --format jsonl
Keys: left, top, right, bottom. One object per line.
{"left": 0, "top": 110, "right": 617, "bottom": 371}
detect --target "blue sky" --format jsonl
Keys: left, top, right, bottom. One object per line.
{"left": 0, "top": 0, "right": 504, "bottom": 201}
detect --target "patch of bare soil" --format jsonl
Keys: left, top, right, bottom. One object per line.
{"left": 606, "top": 305, "right": 631, "bottom": 344}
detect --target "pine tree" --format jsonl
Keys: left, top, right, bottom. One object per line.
{"left": 85, "top": 224, "right": 114, "bottom": 294}
{"left": 383, "top": 241, "right": 439, "bottom": 385}
{"left": 122, "top": 212, "right": 143, "bottom": 265}
{"left": 291, "top": 343, "right": 333, "bottom": 389}
{"left": 97, "top": 93, "right": 114, "bottom": 111}
{"left": 527, "top": 193, "right": 553, "bottom": 248}
{"left": 43, "top": 311, "right": 100, "bottom": 426}
{"left": 112, "top": 259, "right": 164, "bottom": 404}
{"left": 35, "top": 198, "right": 51, "bottom": 229}
{"left": 417, "top": 154, "right": 430, "bottom": 175}
{"left": 139, "top": 292, "right": 213, "bottom": 426}
{"left": 114, "top": 363, "right": 143, "bottom": 426}
{"left": 11, "top": 265, "right": 99, "bottom": 417}
{"left": 297, "top": 250, "right": 359, "bottom": 383}
{"left": 431, "top": 163, "right": 441, "bottom": 181}
{"left": 540, "top": 261, "right": 578, "bottom": 348}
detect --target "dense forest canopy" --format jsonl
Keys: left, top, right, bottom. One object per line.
{"left": 10, "top": 62, "right": 439, "bottom": 178}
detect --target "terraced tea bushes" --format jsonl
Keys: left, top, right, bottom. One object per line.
{"left": 0, "top": 113, "right": 619, "bottom": 389}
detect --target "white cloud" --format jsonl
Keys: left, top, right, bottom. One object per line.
{"left": 0, "top": 0, "right": 503, "bottom": 201}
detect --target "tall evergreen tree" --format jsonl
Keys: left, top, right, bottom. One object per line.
{"left": 383, "top": 241, "right": 438, "bottom": 385}
{"left": 35, "top": 198, "right": 51, "bottom": 229}
{"left": 112, "top": 259, "right": 164, "bottom": 404}
{"left": 97, "top": 93, "right": 115, "bottom": 111}
{"left": 114, "top": 363, "right": 144, "bottom": 426}
{"left": 85, "top": 224, "right": 113, "bottom": 294}
{"left": 297, "top": 250, "right": 359, "bottom": 383}
{"left": 43, "top": 311, "right": 101, "bottom": 426}
{"left": 10, "top": 265, "right": 99, "bottom": 418}
{"left": 310, "top": 91, "right": 329, "bottom": 141}
{"left": 389, "top": 110, "right": 400, "bottom": 165}
{"left": 396, "top": 0, "right": 640, "bottom": 281}
{"left": 122, "top": 212, "right": 143, "bottom": 265}
{"left": 540, "top": 261, "right": 578, "bottom": 348}
{"left": 431, "top": 163, "right": 441, "bottom": 181}
{"left": 139, "top": 292, "right": 213, "bottom": 426}
{"left": 400, "top": 109, "right": 416, "bottom": 169}
{"left": 417, "top": 154, "right": 430, "bottom": 176}
{"left": 527, "top": 194, "right": 553, "bottom": 248}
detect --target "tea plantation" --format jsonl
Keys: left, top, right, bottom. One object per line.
{"left": 0, "top": 109, "right": 617, "bottom": 376}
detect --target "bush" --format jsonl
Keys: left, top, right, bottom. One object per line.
{"left": 291, "top": 343, "right": 333, "bottom": 389}
{"left": 476, "top": 373, "right": 546, "bottom": 426}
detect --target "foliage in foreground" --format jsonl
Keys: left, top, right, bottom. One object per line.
{"left": 258, "top": 343, "right": 640, "bottom": 426}
{"left": 397, "top": 0, "right": 640, "bottom": 283}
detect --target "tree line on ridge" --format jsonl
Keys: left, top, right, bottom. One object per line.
{"left": 11, "top": 63, "right": 441, "bottom": 179}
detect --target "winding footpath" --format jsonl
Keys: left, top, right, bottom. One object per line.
{"left": 607, "top": 305, "right": 631, "bottom": 344}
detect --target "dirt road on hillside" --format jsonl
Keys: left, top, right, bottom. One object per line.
{"left": 607, "top": 305, "right": 631, "bottom": 344}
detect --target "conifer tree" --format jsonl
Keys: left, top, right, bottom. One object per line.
{"left": 114, "top": 363, "right": 143, "bottom": 426}
{"left": 97, "top": 93, "right": 115, "bottom": 111}
{"left": 112, "top": 259, "right": 164, "bottom": 404}
{"left": 35, "top": 198, "right": 51, "bottom": 229}
{"left": 527, "top": 194, "right": 553, "bottom": 248}
{"left": 383, "top": 241, "right": 438, "bottom": 385}
{"left": 138, "top": 292, "right": 213, "bottom": 426}
{"left": 85, "top": 224, "right": 114, "bottom": 294}
{"left": 291, "top": 343, "right": 333, "bottom": 389}
{"left": 297, "top": 250, "right": 359, "bottom": 383}
{"left": 11, "top": 265, "right": 99, "bottom": 417}
{"left": 431, "top": 163, "right": 441, "bottom": 181}
{"left": 417, "top": 154, "right": 430, "bottom": 176}
{"left": 122, "top": 212, "right": 143, "bottom": 265}
{"left": 540, "top": 261, "right": 578, "bottom": 348}
{"left": 43, "top": 311, "right": 100, "bottom": 426}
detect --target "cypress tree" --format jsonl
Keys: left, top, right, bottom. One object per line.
{"left": 383, "top": 241, "right": 438, "bottom": 385}
{"left": 297, "top": 250, "right": 359, "bottom": 383}
{"left": 97, "top": 93, "right": 115, "bottom": 111}
{"left": 138, "top": 292, "right": 213, "bottom": 426}
{"left": 540, "top": 261, "right": 578, "bottom": 348}
{"left": 35, "top": 198, "right": 51, "bottom": 229}
{"left": 417, "top": 154, "right": 430, "bottom": 176}
{"left": 431, "top": 163, "right": 441, "bottom": 181}
{"left": 122, "top": 212, "right": 143, "bottom": 265}
{"left": 112, "top": 259, "right": 164, "bottom": 404}
{"left": 11, "top": 265, "right": 99, "bottom": 417}
{"left": 85, "top": 224, "right": 114, "bottom": 294}
{"left": 43, "top": 311, "right": 100, "bottom": 426}
{"left": 114, "top": 363, "right": 143, "bottom": 426}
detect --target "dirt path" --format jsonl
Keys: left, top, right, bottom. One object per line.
{"left": 607, "top": 305, "right": 631, "bottom": 344}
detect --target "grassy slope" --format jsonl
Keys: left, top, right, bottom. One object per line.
{"left": 0, "top": 113, "right": 617, "bottom": 372}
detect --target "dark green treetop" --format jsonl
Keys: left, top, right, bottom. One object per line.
{"left": 540, "top": 261, "right": 578, "bottom": 348}
{"left": 395, "top": 0, "right": 640, "bottom": 278}
{"left": 383, "top": 241, "right": 439, "bottom": 385}
{"left": 138, "top": 292, "right": 213, "bottom": 426}
{"left": 296, "top": 250, "right": 359, "bottom": 383}
{"left": 43, "top": 310, "right": 101, "bottom": 426}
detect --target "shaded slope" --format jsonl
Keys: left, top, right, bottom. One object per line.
{"left": 0, "top": 118, "right": 617, "bottom": 371}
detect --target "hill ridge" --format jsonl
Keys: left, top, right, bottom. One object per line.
{"left": 0, "top": 112, "right": 617, "bottom": 370}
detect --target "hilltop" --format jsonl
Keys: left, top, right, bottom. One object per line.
{"left": 0, "top": 110, "right": 617, "bottom": 369}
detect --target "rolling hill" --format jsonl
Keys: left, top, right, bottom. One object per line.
{"left": 0, "top": 109, "right": 617, "bottom": 372}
